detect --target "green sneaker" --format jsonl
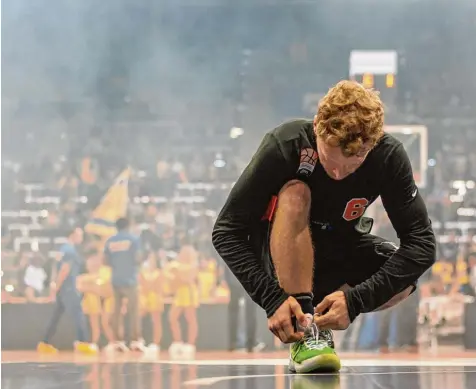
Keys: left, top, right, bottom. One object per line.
{"left": 288, "top": 316, "right": 341, "bottom": 374}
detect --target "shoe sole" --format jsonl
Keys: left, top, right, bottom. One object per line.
{"left": 289, "top": 354, "right": 341, "bottom": 374}
{"left": 76, "top": 349, "right": 98, "bottom": 355}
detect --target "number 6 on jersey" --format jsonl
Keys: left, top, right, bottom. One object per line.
{"left": 343, "top": 198, "right": 369, "bottom": 221}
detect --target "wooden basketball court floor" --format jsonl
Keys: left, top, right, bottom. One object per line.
{"left": 2, "top": 350, "right": 476, "bottom": 389}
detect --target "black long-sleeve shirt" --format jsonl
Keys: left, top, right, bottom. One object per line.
{"left": 212, "top": 119, "right": 436, "bottom": 321}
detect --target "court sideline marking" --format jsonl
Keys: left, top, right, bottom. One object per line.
{"left": 183, "top": 369, "right": 476, "bottom": 386}
{"left": 158, "top": 358, "right": 476, "bottom": 367}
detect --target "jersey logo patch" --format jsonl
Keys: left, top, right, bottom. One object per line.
{"left": 374, "top": 241, "right": 399, "bottom": 258}
{"left": 297, "top": 148, "right": 318, "bottom": 177}
{"left": 343, "top": 198, "right": 370, "bottom": 221}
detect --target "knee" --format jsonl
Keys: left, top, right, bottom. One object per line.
{"left": 277, "top": 180, "right": 311, "bottom": 218}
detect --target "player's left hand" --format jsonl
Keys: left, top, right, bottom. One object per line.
{"left": 313, "top": 291, "right": 351, "bottom": 330}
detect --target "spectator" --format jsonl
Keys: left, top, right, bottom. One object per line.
{"left": 104, "top": 217, "right": 143, "bottom": 351}
{"left": 23, "top": 255, "right": 48, "bottom": 301}
{"left": 440, "top": 231, "right": 459, "bottom": 262}
{"left": 225, "top": 264, "right": 261, "bottom": 353}
{"left": 37, "top": 226, "right": 96, "bottom": 355}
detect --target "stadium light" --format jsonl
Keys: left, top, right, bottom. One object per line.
{"left": 214, "top": 154, "right": 226, "bottom": 168}
{"left": 230, "top": 127, "right": 244, "bottom": 139}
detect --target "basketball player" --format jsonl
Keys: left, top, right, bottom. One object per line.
{"left": 212, "top": 81, "right": 436, "bottom": 373}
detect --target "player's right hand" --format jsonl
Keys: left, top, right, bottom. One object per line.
{"left": 267, "top": 296, "right": 308, "bottom": 344}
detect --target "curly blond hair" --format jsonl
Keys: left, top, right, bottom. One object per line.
{"left": 315, "top": 80, "right": 384, "bottom": 157}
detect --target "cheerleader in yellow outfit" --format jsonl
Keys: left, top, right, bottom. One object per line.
{"left": 97, "top": 263, "right": 129, "bottom": 352}
{"left": 139, "top": 252, "right": 164, "bottom": 351}
{"left": 96, "top": 264, "right": 121, "bottom": 351}
{"left": 166, "top": 244, "right": 199, "bottom": 358}
{"left": 78, "top": 251, "right": 117, "bottom": 350}
{"left": 77, "top": 251, "right": 103, "bottom": 349}
{"left": 197, "top": 258, "right": 217, "bottom": 302}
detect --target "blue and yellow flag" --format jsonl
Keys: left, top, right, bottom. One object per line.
{"left": 85, "top": 168, "right": 130, "bottom": 237}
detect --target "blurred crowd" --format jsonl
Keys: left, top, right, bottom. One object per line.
{"left": 366, "top": 126, "right": 476, "bottom": 351}
{"left": 372, "top": 125, "right": 476, "bottom": 302}
{"left": 1, "top": 154, "right": 239, "bottom": 305}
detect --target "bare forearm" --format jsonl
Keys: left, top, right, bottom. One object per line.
{"left": 372, "top": 285, "right": 414, "bottom": 312}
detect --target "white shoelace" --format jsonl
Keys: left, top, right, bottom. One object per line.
{"left": 301, "top": 323, "right": 334, "bottom": 350}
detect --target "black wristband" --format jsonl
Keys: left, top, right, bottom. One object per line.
{"left": 292, "top": 292, "right": 314, "bottom": 315}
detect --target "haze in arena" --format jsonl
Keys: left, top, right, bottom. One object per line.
{"left": 1, "top": 1, "right": 476, "bottom": 389}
